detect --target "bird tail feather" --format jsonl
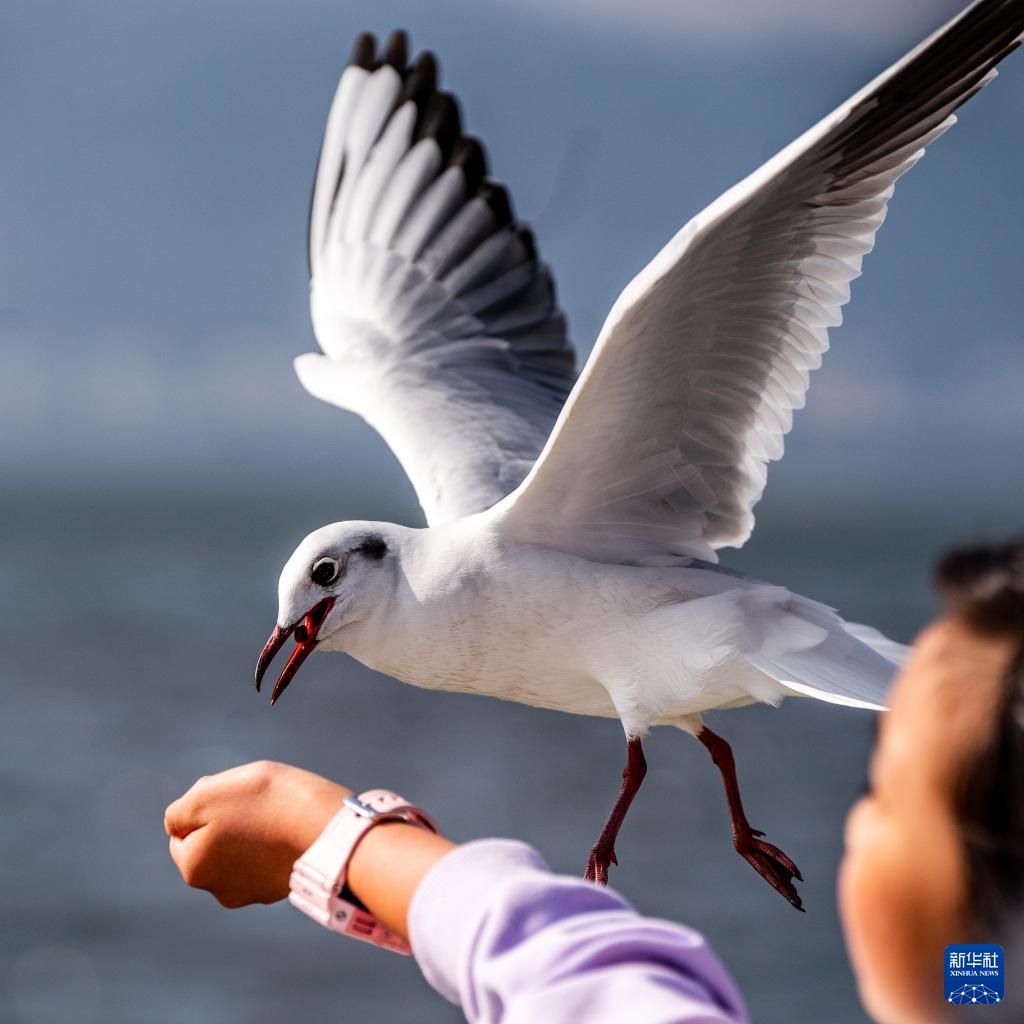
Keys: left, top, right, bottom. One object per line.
{"left": 843, "top": 620, "right": 911, "bottom": 667}
{"left": 739, "top": 588, "right": 902, "bottom": 712}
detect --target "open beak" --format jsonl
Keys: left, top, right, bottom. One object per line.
{"left": 255, "top": 597, "right": 335, "bottom": 705}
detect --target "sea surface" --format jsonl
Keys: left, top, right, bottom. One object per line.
{"left": 1, "top": 476, "right": 1018, "bottom": 1023}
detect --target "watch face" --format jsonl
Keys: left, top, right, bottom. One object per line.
{"left": 343, "top": 794, "right": 379, "bottom": 818}
{"left": 345, "top": 792, "right": 438, "bottom": 833}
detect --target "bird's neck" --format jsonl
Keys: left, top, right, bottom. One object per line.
{"left": 337, "top": 515, "right": 505, "bottom": 687}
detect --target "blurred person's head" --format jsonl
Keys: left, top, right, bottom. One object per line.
{"left": 840, "top": 538, "right": 1024, "bottom": 1024}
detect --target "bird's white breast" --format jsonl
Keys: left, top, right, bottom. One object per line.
{"left": 334, "top": 519, "right": 779, "bottom": 729}
{"left": 340, "top": 522, "right": 621, "bottom": 717}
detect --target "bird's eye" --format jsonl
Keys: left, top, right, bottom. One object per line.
{"left": 311, "top": 557, "right": 341, "bottom": 586}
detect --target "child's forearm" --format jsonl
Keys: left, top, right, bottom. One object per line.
{"left": 347, "top": 822, "right": 456, "bottom": 940}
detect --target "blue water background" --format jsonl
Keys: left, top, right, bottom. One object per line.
{"left": 3, "top": 476, "right": 1020, "bottom": 1023}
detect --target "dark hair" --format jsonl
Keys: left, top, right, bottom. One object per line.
{"left": 935, "top": 538, "right": 1024, "bottom": 939}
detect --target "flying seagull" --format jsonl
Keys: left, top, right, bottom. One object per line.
{"left": 256, "top": 0, "right": 1024, "bottom": 909}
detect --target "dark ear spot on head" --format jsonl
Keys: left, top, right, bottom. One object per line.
{"left": 355, "top": 535, "right": 388, "bottom": 560}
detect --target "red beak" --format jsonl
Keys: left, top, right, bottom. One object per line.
{"left": 255, "top": 597, "right": 335, "bottom": 705}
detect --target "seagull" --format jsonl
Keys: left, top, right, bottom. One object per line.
{"left": 255, "top": 0, "right": 1024, "bottom": 909}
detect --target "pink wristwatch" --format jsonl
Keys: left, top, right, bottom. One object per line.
{"left": 288, "top": 789, "right": 438, "bottom": 954}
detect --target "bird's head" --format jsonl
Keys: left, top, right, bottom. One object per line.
{"left": 255, "top": 521, "right": 397, "bottom": 704}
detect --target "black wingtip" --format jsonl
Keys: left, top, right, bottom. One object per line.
{"left": 416, "top": 91, "right": 462, "bottom": 161}
{"left": 400, "top": 51, "right": 438, "bottom": 112}
{"left": 413, "top": 50, "right": 438, "bottom": 89}
{"left": 478, "top": 178, "right": 513, "bottom": 226}
{"left": 383, "top": 29, "right": 409, "bottom": 72}
{"left": 450, "top": 135, "right": 487, "bottom": 193}
{"left": 515, "top": 225, "right": 537, "bottom": 262}
{"left": 349, "top": 32, "right": 377, "bottom": 71}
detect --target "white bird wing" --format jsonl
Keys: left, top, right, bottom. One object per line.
{"left": 297, "top": 31, "right": 575, "bottom": 525}
{"left": 498, "top": 0, "right": 1024, "bottom": 564}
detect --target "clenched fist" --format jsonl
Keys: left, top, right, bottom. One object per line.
{"left": 164, "top": 761, "right": 349, "bottom": 908}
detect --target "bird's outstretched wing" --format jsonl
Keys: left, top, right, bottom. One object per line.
{"left": 298, "top": 31, "right": 575, "bottom": 525}
{"left": 498, "top": 0, "right": 1024, "bottom": 564}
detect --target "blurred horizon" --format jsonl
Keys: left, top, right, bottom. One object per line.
{"left": 3, "top": 0, "right": 1023, "bottom": 502}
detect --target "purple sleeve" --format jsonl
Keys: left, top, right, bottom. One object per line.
{"left": 408, "top": 839, "right": 749, "bottom": 1024}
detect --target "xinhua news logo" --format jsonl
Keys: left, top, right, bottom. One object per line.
{"left": 945, "top": 944, "right": 1004, "bottom": 1005}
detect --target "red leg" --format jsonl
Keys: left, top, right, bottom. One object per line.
{"left": 585, "top": 737, "right": 647, "bottom": 885}
{"left": 698, "top": 725, "right": 804, "bottom": 911}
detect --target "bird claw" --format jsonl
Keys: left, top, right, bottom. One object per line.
{"left": 734, "top": 828, "right": 804, "bottom": 911}
{"left": 584, "top": 843, "right": 617, "bottom": 885}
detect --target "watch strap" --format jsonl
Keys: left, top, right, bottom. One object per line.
{"left": 288, "top": 789, "right": 437, "bottom": 954}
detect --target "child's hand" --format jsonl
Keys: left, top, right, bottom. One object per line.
{"left": 164, "top": 761, "right": 349, "bottom": 907}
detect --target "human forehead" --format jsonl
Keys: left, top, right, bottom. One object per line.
{"left": 905, "top": 618, "right": 1013, "bottom": 705}
{"left": 879, "top": 618, "right": 1010, "bottom": 779}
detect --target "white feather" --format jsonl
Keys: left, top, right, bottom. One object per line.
{"left": 309, "top": 65, "right": 369, "bottom": 272}
{"left": 343, "top": 101, "right": 418, "bottom": 244}
{"left": 327, "top": 64, "right": 403, "bottom": 247}
{"left": 369, "top": 138, "right": 443, "bottom": 247}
